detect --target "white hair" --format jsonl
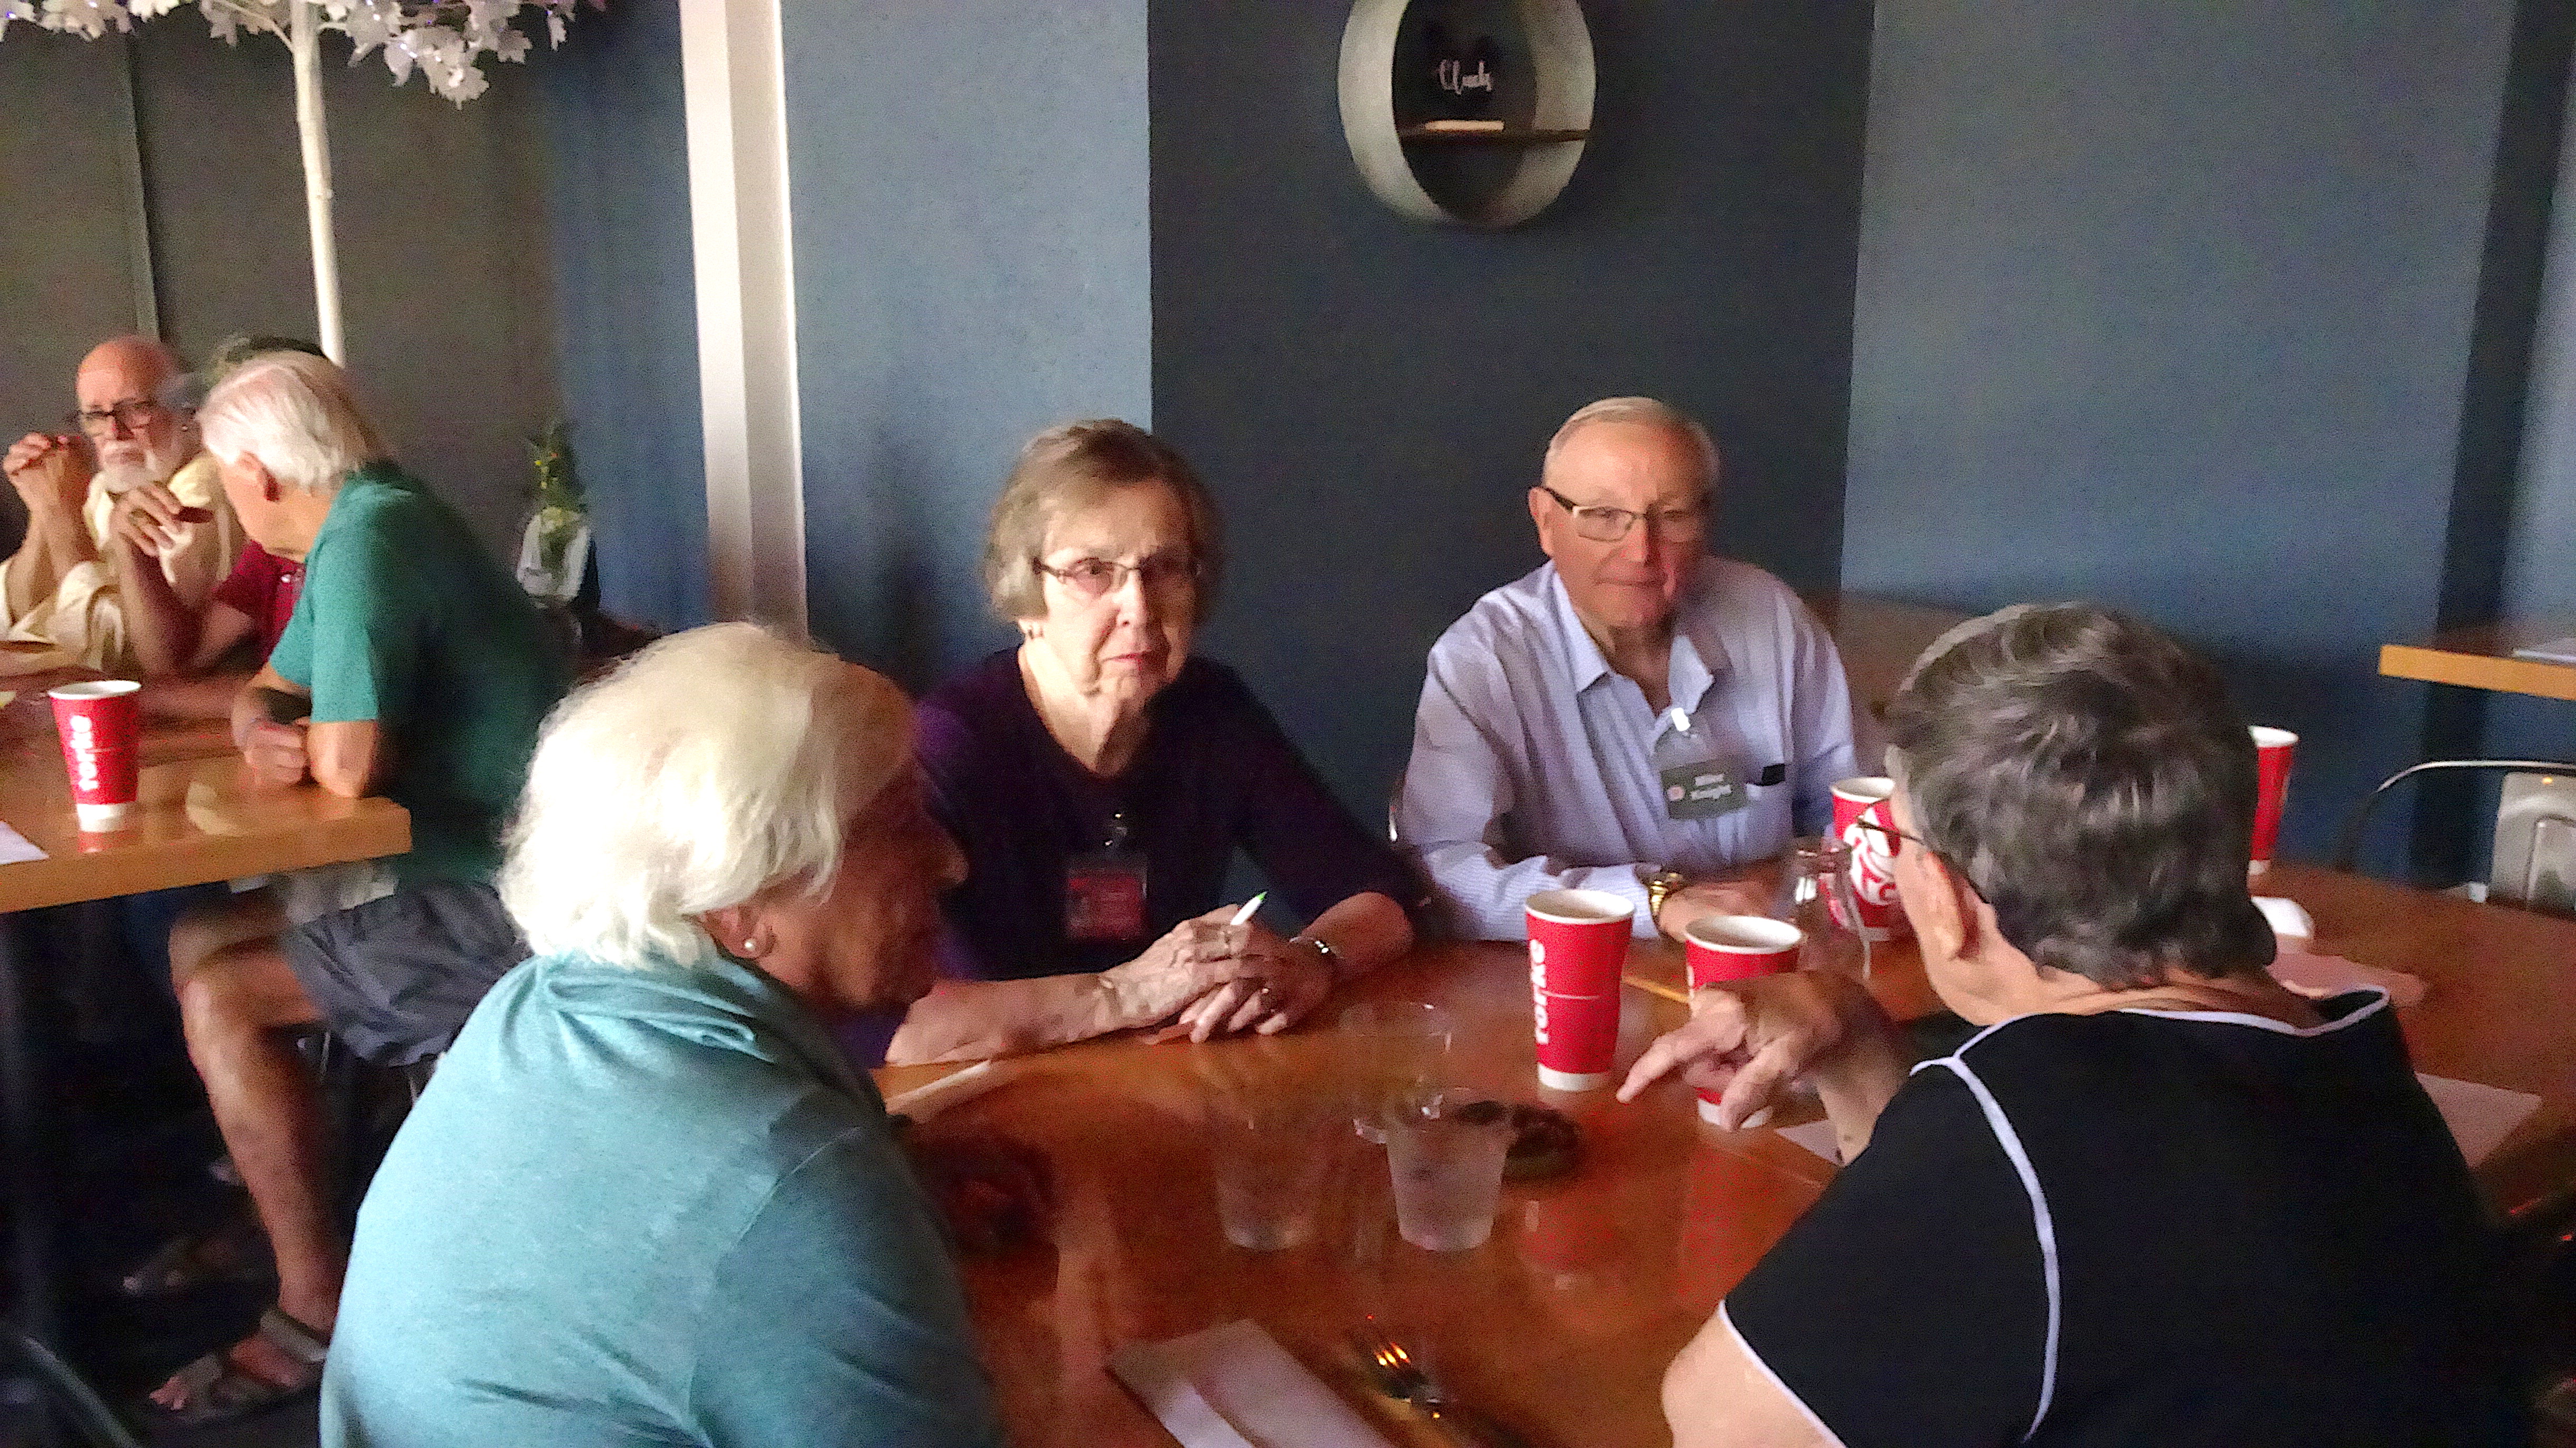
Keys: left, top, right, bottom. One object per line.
{"left": 496, "top": 623, "right": 913, "bottom": 971}
{"left": 1543, "top": 396, "right": 1721, "bottom": 488}
{"left": 196, "top": 351, "right": 386, "bottom": 496}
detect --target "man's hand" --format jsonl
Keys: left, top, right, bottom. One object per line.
{"left": 240, "top": 718, "right": 311, "bottom": 789}
{"left": 1616, "top": 970, "right": 1893, "bottom": 1129}
{"left": 108, "top": 480, "right": 199, "bottom": 559}
{"left": 902, "top": 1126, "right": 1056, "bottom": 1252}
{"left": 4, "top": 433, "right": 92, "bottom": 517}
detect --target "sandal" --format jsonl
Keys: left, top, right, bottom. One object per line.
{"left": 152, "top": 1308, "right": 330, "bottom": 1426}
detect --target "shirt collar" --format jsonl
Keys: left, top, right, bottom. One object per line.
{"left": 1543, "top": 560, "right": 1736, "bottom": 714}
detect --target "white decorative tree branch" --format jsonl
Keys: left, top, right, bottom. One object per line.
{"left": 2, "top": 0, "right": 600, "bottom": 106}
{"left": 3, "top": 0, "right": 601, "bottom": 360}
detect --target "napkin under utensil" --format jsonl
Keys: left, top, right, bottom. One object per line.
{"left": 1110, "top": 1319, "right": 1394, "bottom": 1448}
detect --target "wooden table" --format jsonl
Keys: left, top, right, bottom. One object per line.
{"left": 0, "top": 696, "right": 408, "bottom": 1434}
{"left": 2380, "top": 620, "right": 2576, "bottom": 701}
{"left": 881, "top": 862, "right": 2576, "bottom": 1448}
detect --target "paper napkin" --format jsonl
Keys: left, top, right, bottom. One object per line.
{"left": 1110, "top": 1320, "right": 1393, "bottom": 1448}
{"left": 2417, "top": 1073, "right": 2544, "bottom": 1167}
{"left": 0, "top": 821, "right": 45, "bottom": 866}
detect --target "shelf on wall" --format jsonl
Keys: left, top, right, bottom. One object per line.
{"left": 1395, "top": 126, "right": 1590, "bottom": 145}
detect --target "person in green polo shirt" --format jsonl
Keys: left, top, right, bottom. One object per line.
{"left": 147, "top": 351, "right": 567, "bottom": 1424}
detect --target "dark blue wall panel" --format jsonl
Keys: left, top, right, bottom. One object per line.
{"left": 538, "top": 0, "right": 707, "bottom": 631}
{"left": 1151, "top": 0, "right": 1874, "bottom": 816}
{"left": 1843, "top": 0, "right": 2526, "bottom": 873}
{"left": 783, "top": 2, "right": 1153, "bottom": 689}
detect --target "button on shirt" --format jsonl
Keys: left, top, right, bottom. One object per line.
{"left": 1396, "top": 558, "right": 1861, "bottom": 939}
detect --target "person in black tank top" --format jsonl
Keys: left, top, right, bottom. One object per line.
{"left": 1620, "top": 602, "right": 2526, "bottom": 1447}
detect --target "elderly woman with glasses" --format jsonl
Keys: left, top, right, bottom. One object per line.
{"left": 321, "top": 625, "right": 1005, "bottom": 1448}
{"left": 883, "top": 420, "right": 1415, "bottom": 1065}
{"left": 1623, "top": 604, "right": 2522, "bottom": 1447}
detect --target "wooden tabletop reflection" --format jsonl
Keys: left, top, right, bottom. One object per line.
{"left": 0, "top": 691, "right": 409, "bottom": 912}
{"left": 881, "top": 862, "right": 2576, "bottom": 1447}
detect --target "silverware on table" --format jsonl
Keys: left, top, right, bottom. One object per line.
{"left": 1351, "top": 1330, "right": 1538, "bottom": 1448}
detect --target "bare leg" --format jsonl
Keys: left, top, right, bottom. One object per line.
{"left": 156, "top": 892, "right": 335, "bottom": 1407}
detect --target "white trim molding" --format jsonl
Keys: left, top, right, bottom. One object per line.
{"left": 680, "top": 0, "right": 807, "bottom": 631}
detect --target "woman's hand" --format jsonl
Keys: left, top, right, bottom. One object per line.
{"left": 1171, "top": 930, "right": 1333, "bottom": 1041}
{"left": 1101, "top": 907, "right": 1271, "bottom": 1030}
{"left": 1616, "top": 971, "right": 1896, "bottom": 1129}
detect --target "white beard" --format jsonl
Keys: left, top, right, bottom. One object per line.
{"left": 96, "top": 440, "right": 182, "bottom": 496}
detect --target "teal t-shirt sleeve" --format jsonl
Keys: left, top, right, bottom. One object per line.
{"left": 687, "top": 1133, "right": 1005, "bottom": 1448}
{"left": 302, "top": 499, "right": 423, "bottom": 726}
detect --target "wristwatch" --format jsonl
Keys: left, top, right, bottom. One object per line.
{"left": 1641, "top": 868, "right": 1688, "bottom": 938}
{"left": 1292, "top": 934, "right": 1344, "bottom": 981}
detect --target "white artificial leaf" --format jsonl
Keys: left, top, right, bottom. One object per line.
{"left": 381, "top": 27, "right": 414, "bottom": 83}
{"left": 338, "top": 0, "right": 394, "bottom": 57}
{"left": 545, "top": 10, "right": 561, "bottom": 45}
{"left": 441, "top": 62, "right": 486, "bottom": 102}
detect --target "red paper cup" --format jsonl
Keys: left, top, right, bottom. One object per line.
{"left": 2249, "top": 727, "right": 2298, "bottom": 875}
{"left": 1525, "top": 888, "right": 1634, "bottom": 1091}
{"left": 1681, "top": 916, "right": 1801, "bottom": 1124}
{"left": 1831, "top": 776, "right": 1908, "bottom": 941}
{"left": 48, "top": 680, "right": 142, "bottom": 831}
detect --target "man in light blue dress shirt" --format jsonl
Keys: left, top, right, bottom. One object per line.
{"left": 1396, "top": 397, "right": 1863, "bottom": 940}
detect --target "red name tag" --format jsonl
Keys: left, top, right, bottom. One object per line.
{"left": 1065, "top": 856, "right": 1148, "bottom": 942}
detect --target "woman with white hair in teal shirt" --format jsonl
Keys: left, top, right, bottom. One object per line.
{"left": 320, "top": 623, "right": 1005, "bottom": 1448}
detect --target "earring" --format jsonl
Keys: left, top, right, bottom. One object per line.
{"left": 740, "top": 938, "right": 759, "bottom": 955}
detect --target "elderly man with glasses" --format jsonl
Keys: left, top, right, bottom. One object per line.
{"left": 1396, "top": 396, "right": 1861, "bottom": 940}
{"left": 0, "top": 335, "right": 242, "bottom": 671}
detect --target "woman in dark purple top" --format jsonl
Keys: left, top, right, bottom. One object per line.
{"left": 883, "top": 421, "right": 1415, "bottom": 1065}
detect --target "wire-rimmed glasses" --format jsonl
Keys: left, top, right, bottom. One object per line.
{"left": 1032, "top": 550, "right": 1200, "bottom": 601}
{"left": 1536, "top": 483, "right": 1708, "bottom": 544}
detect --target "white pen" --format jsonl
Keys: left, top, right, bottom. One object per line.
{"left": 1228, "top": 891, "right": 1268, "bottom": 928}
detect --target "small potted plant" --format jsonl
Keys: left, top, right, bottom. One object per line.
{"left": 516, "top": 419, "right": 591, "bottom": 604}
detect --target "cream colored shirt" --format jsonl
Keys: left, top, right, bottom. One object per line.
{"left": 0, "top": 452, "right": 242, "bottom": 672}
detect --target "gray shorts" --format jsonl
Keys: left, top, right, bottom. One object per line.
{"left": 280, "top": 880, "right": 526, "bottom": 1067}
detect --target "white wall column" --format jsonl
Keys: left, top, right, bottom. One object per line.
{"left": 679, "top": 0, "right": 806, "bottom": 630}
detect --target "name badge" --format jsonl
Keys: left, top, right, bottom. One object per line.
{"left": 1662, "top": 762, "right": 1748, "bottom": 821}
{"left": 1065, "top": 851, "right": 1148, "bottom": 942}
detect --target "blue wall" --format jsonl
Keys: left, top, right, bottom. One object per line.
{"left": 782, "top": 2, "right": 1154, "bottom": 688}
{"left": 538, "top": 0, "right": 708, "bottom": 632}
{"left": 1842, "top": 0, "right": 2535, "bottom": 874}
{"left": 2485, "top": 29, "right": 2576, "bottom": 793}
{"left": 1152, "top": 0, "right": 1875, "bottom": 816}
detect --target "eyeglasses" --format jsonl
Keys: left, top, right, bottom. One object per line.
{"left": 1537, "top": 484, "right": 1708, "bottom": 544}
{"left": 1848, "top": 814, "right": 1930, "bottom": 859}
{"left": 68, "top": 399, "right": 166, "bottom": 437}
{"left": 1033, "top": 551, "right": 1200, "bottom": 601}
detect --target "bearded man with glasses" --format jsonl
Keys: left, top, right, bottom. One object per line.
{"left": 1397, "top": 396, "right": 1861, "bottom": 941}
{"left": 0, "top": 335, "right": 242, "bottom": 671}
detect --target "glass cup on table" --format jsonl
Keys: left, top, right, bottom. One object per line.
{"left": 1206, "top": 1100, "right": 1339, "bottom": 1251}
{"left": 1776, "top": 837, "right": 1870, "bottom": 981}
{"left": 1337, "top": 1000, "right": 1454, "bottom": 1144}
{"left": 1383, "top": 1090, "right": 1513, "bottom": 1252}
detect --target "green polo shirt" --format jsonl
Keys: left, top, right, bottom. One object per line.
{"left": 320, "top": 951, "right": 1005, "bottom": 1448}
{"left": 267, "top": 463, "right": 566, "bottom": 882}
